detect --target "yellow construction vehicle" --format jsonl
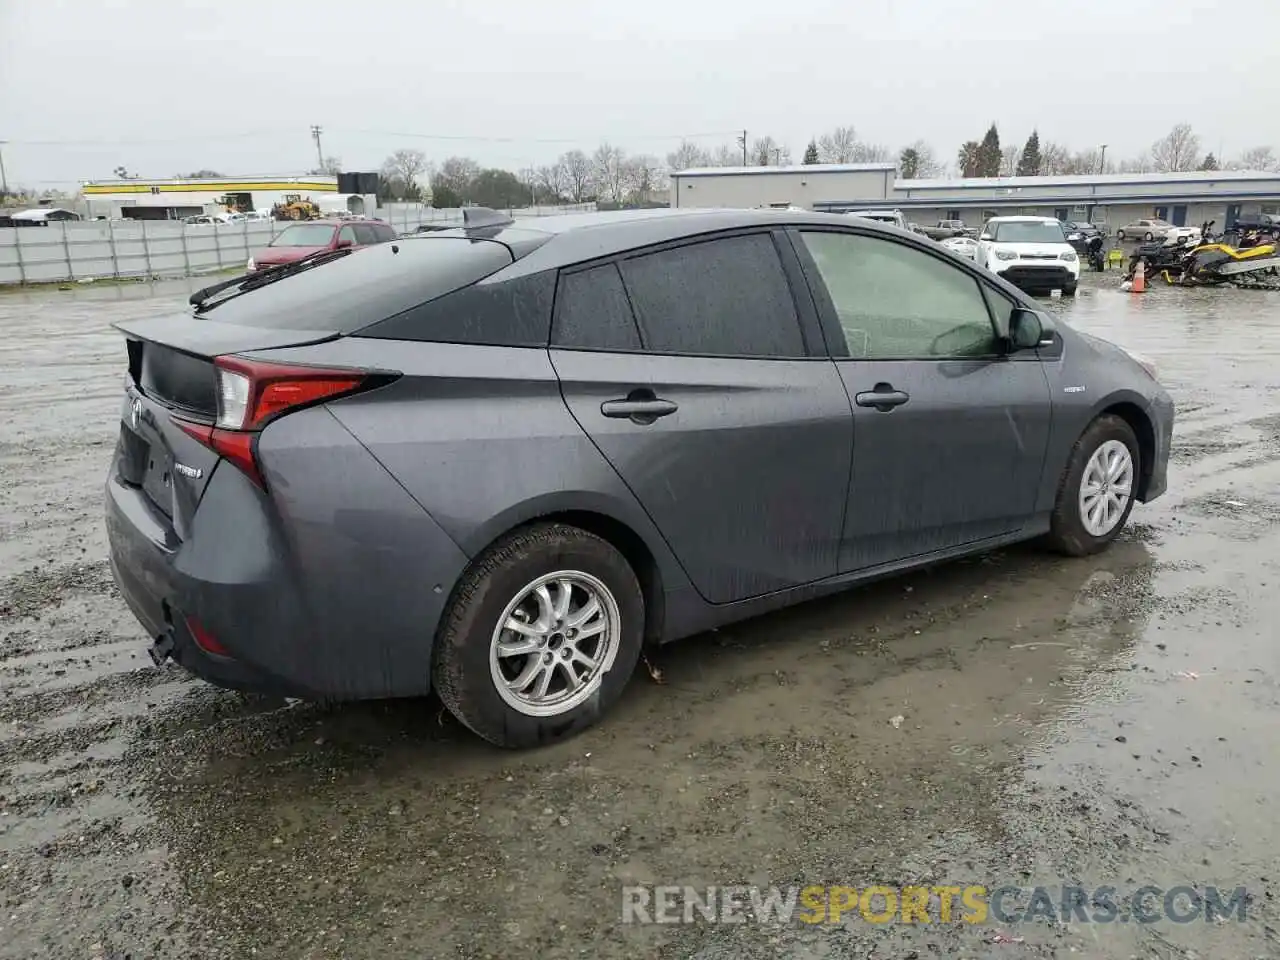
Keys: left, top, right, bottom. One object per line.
{"left": 271, "top": 194, "right": 321, "bottom": 221}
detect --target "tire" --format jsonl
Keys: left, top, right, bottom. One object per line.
{"left": 1061, "top": 282, "right": 1078, "bottom": 296}
{"left": 1044, "top": 415, "right": 1140, "bottom": 557}
{"left": 432, "top": 522, "right": 644, "bottom": 749}
{"left": 1116, "top": 230, "right": 1125, "bottom": 241}
{"left": 1144, "top": 231, "right": 1154, "bottom": 242}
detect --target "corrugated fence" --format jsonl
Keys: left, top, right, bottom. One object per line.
{"left": 0, "top": 204, "right": 596, "bottom": 285}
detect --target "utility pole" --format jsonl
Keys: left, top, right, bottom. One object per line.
{"left": 310, "top": 125, "right": 324, "bottom": 170}
{"left": 737, "top": 129, "right": 748, "bottom": 166}
{"left": 1098, "top": 144, "right": 1107, "bottom": 175}
{"left": 0, "top": 141, "right": 8, "bottom": 201}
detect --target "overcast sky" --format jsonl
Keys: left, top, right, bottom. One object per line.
{"left": 2, "top": 0, "right": 1277, "bottom": 188}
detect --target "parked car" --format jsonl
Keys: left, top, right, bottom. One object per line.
{"left": 941, "top": 235, "right": 978, "bottom": 259}
{"left": 246, "top": 219, "right": 396, "bottom": 272}
{"left": 1231, "top": 213, "right": 1280, "bottom": 238}
{"left": 921, "top": 219, "right": 974, "bottom": 240}
{"left": 1115, "top": 219, "right": 1176, "bottom": 242}
{"left": 975, "top": 216, "right": 1080, "bottom": 295}
{"left": 1062, "top": 221, "right": 1102, "bottom": 241}
{"left": 845, "top": 209, "right": 908, "bottom": 230}
{"left": 107, "top": 207, "right": 1172, "bottom": 749}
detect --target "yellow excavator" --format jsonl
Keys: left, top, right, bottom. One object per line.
{"left": 271, "top": 194, "right": 321, "bottom": 221}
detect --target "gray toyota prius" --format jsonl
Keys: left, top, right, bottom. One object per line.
{"left": 106, "top": 207, "right": 1174, "bottom": 748}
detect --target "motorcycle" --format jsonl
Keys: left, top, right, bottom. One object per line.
{"left": 1125, "top": 233, "right": 1197, "bottom": 280}
{"left": 1084, "top": 235, "right": 1107, "bottom": 272}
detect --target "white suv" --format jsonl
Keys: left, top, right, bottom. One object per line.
{"left": 975, "top": 216, "right": 1080, "bottom": 296}
{"left": 846, "top": 209, "right": 908, "bottom": 231}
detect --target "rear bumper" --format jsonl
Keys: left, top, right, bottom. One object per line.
{"left": 105, "top": 407, "right": 473, "bottom": 700}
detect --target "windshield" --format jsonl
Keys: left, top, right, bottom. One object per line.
{"left": 992, "top": 222, "right": 1066, "bottom": 243}
{"left": 270, "top": 224, "right": 337, "bottom": 247}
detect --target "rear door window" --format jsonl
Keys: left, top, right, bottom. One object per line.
{"left": 353, "top": 223, "right": 380, "bottom": 245}
{"left": 618, "top": 233, "right": 805, "bottom": 358}
{"left": 553, "top": 263, "right": 641, "bottom": 351}
{"left": 338, "top": 225, "right": 358, "bottom": 246}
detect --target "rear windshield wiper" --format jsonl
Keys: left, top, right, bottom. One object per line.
{"left": 189, "top": 248, "right": 354, "bottom": 313}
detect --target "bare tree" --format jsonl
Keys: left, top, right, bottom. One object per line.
{"left": 593, "top": 141, "right": 628, "bottom": 202}
{"left": 709, "top": 144, "right": 740, "bottom": 167}
{"left": 624, "top": 154, "right": 664, "bottom": 203}
{"left": 1119, "top": 152, "right": 1154, "bottom": 174}
{"left": 751, "top": 135, "right": 790, "bottom": 166}
{"left": 382, "top": 149, "right": 430, "bottom": 198}
{"left": 1060, "top": 148, "right": 1113, "bottom": 176}
{"left": 560, "top": 149, "right": 593, "bottom": 202}
{"left": 853, "top": 142, "right": 892, "bottom": 163}
{"left": 666, "top": 140, "right": 710, "bottom": 173}
{"left": 1000, "top": 144, "right": 1019, "bottom": 177}
{"left": 817, "top": 126, "right": 859, "bottom": 163}
{"left": 432, "top": 155, "right": 479, "bottom": 204}
{"left": 1150, "top": 123, "right": 1201, "bottom": 173}
{"left": 535, "top": 162, "right": 567, "bottom": 202}
{"left": 1230, "top": 145, "right": 1279, "bottom": 172}
{"left": 1039, "top": 141, "right": 1071, "bottom": 175}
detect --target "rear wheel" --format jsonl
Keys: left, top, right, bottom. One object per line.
{"left": 433, "top": 523, "right": 644, "bottom": 748}
{"left": 1044, "top": 415, "right": 1140, "bottom": 556}
{"left": 1144, "top": 231, "right": 1154, "bottom": 242}
{"left": 1116, "top": 230, "right": 1126, "bottom": 241}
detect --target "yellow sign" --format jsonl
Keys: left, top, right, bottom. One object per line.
{"left": 82, "top": 180, "right": 338, "bottom": 196}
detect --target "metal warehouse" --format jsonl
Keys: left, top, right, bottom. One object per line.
{"left": 670, "top": 165, "right": 1280, "bottom": 230}
{"left": 80, "top": 175, "right": 342, "bottom": 220}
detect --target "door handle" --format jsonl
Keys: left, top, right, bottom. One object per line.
{"left": 601, "top": 391, "right": 678, "bottom": 424}
{"left": 854, "top": 384, "right": 910, "bottom": 412}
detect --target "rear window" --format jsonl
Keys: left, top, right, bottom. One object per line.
{"left": 203, "top": 236, "right": 513, "bottom": 333}
{"left": 271, "top": 224, "right": 338, "bottom": 247}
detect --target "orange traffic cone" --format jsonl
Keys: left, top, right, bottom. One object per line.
{"left": 1132, "top": 259, "right": 1146, "bottom": 293}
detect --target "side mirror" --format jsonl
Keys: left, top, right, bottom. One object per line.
{"left": 336, "top": 238, "right": 353, "bottom": 248}
{"left": 1008, "top": 308, "right": 1044, "bottom": 350}
{"left": 979, "top": 234, "right": 992, "bottom": 241}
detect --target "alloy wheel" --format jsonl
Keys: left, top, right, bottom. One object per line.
{"left": 489, "top": 570, "right": 621, "bottom": 717}
{"left": 1078, "top": 440, "right": 1134, "bottom": 537}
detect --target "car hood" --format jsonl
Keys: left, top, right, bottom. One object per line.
{"left": 988, "top": 241, "right": 1073, "bottom": 256}
{"left": 254, "top": 245, "right": 328, "bottom": 265}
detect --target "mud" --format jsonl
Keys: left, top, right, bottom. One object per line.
{"left": 2, "top": 275, "right": 1279, "bottom": 959}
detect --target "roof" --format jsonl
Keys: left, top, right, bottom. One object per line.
{"left": 10, "top": 207, "right": 78, "bottom": 221}
{"left": 899, "top": 170, "right": 1280, "bottom": 191}
{"left": 673, "top": 163, "right": 896, "bottom": 178}
{"left": 432, "top": 207, "right": 908, "bottom": 277}
{"left": 985, "top": 215, "right": 1058, "bottom": 222}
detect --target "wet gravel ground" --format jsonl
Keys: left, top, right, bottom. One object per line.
{"left": 2, "top": 273, "right": 1280, "bottom": 959}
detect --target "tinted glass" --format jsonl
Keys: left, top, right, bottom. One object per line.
{"left": 207, "top": 237, "right": 512, "bottom": 333}
{"left": 553, "top": 263, "right": 641, "bottom": 351}
{"left": 361, "top": 267, "right": 556, "bottom": 347}
{"left": 353, "top": 224, "right": 379, "bottom": 245}
{"left": 271, "top": 223, "right": 336, "bottom": 247}
{"left": 799, "top": 231, "right": 997, "bottom": 359}
{"left": 618, "top": 234, "right": 804, "bottom": 357}
{"left": 338, "top": 225, "right": 358, "bottom": 246}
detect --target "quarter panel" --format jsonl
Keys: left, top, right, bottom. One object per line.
{"left": 262, "top": 339, "right": 694, "bottom": 591}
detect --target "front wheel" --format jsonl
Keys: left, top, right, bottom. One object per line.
{"left": 1144, "top": 231, "right": 1154, "bottom": 242}
{"left": 433, "top": 523, "right": 644, "bottom": 748}
{"left": 1061, "top": 281, "right": 1078, "bottom": 296}
{"left": 1044, "top": 415, "right": 1140, "bottom": 556}
{"left": 1116, "top": 230, "right": 1126, "bottom": 241}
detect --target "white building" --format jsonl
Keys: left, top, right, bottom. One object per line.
{"left": 670, "top": 165, "right": 1280, "bottom": 230}
{"left": 80, "top": 175, "right": 350, "bottom": 220}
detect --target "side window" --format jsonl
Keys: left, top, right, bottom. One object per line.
{"left": 338, "top": 225, "right": 358, "bottom": 246}
{"left": 553, "top": 263, "right": 642, "bottom": 351}
{"left": 982, "top": 283, "right": 1018, "bottom": 331}
{"left": 798, "top": 231, "right": 998, "bottom": 360}
{"left": 353, "top": 223, "right": 380, "bottom": 245}
{"left": 618, "top": 233, "right": 805, "bottom": 358}
{"left": 376, "top": 223, "right": 397, "bottom": 241}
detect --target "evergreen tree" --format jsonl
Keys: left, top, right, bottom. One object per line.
{"left": 977, "top": 124, "right": 1002, "bottom": 177}
{"left": 1199, "top": 152, "right": 1219, "bottom": 171}
{"left": 1016, "top": 130, "right": 1042, "bottom": 176}
{"left": 958, "top": 141, "right": 981, "bottom": 178}
{"left": 803, "top": 140, "right": 819, "bottom": 165}
{"left": 899, "top": 147, "right": 919, "bottom": 179}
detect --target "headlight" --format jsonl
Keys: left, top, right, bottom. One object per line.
{"left": 1068, "top": 233, "right": 1082, "bottom": 241}
{"left": 1060, "top": 251, "right": 1078, "bottom": 262}
{"left": 994, "top": 249, "right": 1019, "bottom": 261}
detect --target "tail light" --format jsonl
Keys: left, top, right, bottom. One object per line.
{"left": 173, "top": 356, "right": 375, "bottom": 488}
